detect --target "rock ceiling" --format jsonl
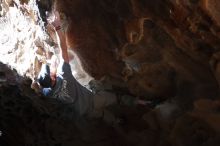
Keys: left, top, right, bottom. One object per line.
{"left": 54, "top": 0, "right": 220, "bottom": 100}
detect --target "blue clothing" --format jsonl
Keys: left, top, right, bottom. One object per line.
{"left": 42, "top": 61, "right": 94, "bottom": 116}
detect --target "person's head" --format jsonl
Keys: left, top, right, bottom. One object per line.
{"left": 37, "top": 64, "right": 56, "bottom": 88}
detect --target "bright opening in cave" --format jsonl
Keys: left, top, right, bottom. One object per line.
{"left": 0, "top": 0, "right": 92, "bottom": 88}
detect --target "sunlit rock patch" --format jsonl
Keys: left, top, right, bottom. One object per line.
{"left": 0, "top": 0, "right": 49, "bottom": 79}
{"left": 0, "top": 0, "right": 91, "bottom": 89}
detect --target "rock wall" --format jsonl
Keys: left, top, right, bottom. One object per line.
{"left": 0, "top": 62, "right": 127, "bottom": 146}
{"left": 54, "top": 0, "right": 220, "bottom": 102}
{"left": 0, "top": 0, "right": 92, "bottom": 90}
{"left": 0, "top": 0, "right": 48, "bottom": 79}
{"left": 1, "top": 0, "right": 220, "bottom": 145}
{"left": 1, "top": 0, "right": 219, "bottom": 101}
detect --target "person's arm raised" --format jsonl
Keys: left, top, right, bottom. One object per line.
{"left": 49, "top": 11, "right": 69, "bottom": 63}
{"left": 55, "top": 28, "right": 69, "bottom": 63}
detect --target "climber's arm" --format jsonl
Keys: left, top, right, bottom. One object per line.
{"left": 51, "top": 11, "right": 69, "bottom": 63}
{"left": 55, "top": 28, "right": 69, "bottom": 63}
{"left": 48, "top": 11, "right": 69, "bottom": 63}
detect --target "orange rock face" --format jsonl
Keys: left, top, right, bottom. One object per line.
{"left": 53, "top": 0, "right": 220, "bottom": 100}
{"left": 202, "top": 0, "right": 220, "bottom": 26}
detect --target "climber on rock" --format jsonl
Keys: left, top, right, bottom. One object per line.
{"left": 37, "top": 11, "right": 94, "bottom": 116}
{"left": 37, "top": 11, "right": 149, "bottom": 119}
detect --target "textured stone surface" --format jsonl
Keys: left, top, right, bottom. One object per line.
{"left": 0, "top": 62, "right": 129, "bottom": 146}
{"left": 1, "top": 0, "right": 219, "bottom": 100}
{"left": 1, "top": 0, "right": 220, "bottom": 145}
{"left": 55, "top": 0, "right": 220, "bottom": 101}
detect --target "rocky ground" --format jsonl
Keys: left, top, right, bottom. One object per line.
{"left": 1, "top": 61, "right": 220, "bottom": 146}
{"left": 0, "top": 62, "right": 152, "bottom": 146}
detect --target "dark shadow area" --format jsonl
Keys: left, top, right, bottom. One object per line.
{"left": 0, "top": 62, "right": 151, "bottom": 146}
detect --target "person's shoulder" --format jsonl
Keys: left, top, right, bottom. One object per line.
{"left": 58, "top": 60, "right": 71, "bottom": 69}
{"left": 56, "top": 60, "right": 71, "bottom": 76}
{"left": 63, "top": 61, "right": 71, "bottom": 67}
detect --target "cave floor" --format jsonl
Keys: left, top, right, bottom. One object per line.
{"left": 0, "top": 62, "right": 154, "bottom": 146}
